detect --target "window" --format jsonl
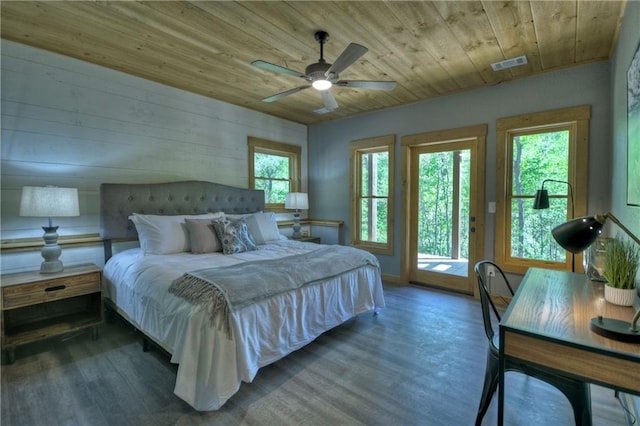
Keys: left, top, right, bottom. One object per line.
{"left": 350, "top": 135, "right": 395, "bottom": 254}
{"left": 248, "top": 137, "right": 301, "bottom": 211}
{"left": 495, "top": 106, "right": 590, "bottom": 274}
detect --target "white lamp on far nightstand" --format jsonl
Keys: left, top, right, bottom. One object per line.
{"left": 285, "top": 192, "right": 308, "bottom": 239}
{"left": 19, "top": 186, "right": 80, "bottom": 274}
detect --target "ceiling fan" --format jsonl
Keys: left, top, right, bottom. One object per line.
{"left": 251, "top": 31, "right": 397, "bottom": 114}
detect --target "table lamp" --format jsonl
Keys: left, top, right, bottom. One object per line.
{"left": 285, "top": 192, "right": 308, "bottom": 239}
{"left": 19, "top": 186, "right": 80, "bottom": 274}
{"left": 533, "top": 179, "right": 575, "bottom": 271}
{"left": 551, "top": 212, "right": 640, "bottom": 342}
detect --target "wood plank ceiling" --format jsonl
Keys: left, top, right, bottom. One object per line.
{"left": 0, "top": 1, "right": 627, "bottom": 125}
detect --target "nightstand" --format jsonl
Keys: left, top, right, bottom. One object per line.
{"left": 1, "top": 263, "right": 103, "bottom": 364}
{"left": 297, "top": 236, "right": 321, "bottom": 244}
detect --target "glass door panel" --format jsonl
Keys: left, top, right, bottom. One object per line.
{"left": 417, "top": 149, "right": 470, "bottom": 277}
{"left": 409, "top": 141, "right": 477, "bottom": 294}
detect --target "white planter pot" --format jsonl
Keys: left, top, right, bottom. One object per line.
{"left": 604, "top": 285, "right": 637, "bottom": 306}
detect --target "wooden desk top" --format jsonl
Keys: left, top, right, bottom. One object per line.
{"left": 502, "top": 268, "right": 640, "bottom": 360}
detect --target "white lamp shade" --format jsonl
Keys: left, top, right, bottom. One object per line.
{"left": 19, "top": 186, "right": 80, "bottom": 217}
{"left": 285, "top": 192, "right": 308, "bottom": 210}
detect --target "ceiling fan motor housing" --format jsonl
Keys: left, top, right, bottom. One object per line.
{"left": 305, "top": 62, "right": 336, "bottom": 84}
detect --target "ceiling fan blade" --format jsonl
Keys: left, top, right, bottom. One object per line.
{"left": 336, "top": 80, "right": 397, "bottom": 90}
{"left": 314, "top": 107, "right": 333, "bottom": 115}
{"left": 325, "top": 43, "right": 368, "bottom": 76}
{"left": 322, "top": 90, "right": 339, "bottom": 111}
{"left": 251, "top": 60, "right": 306, "bottom": 78}
{"left": 262, "top": 85, "right": 311, "bottom": 102}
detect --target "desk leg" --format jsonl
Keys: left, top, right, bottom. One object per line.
{"left": 498, "top": 355, "right": 505, "bottom": 426}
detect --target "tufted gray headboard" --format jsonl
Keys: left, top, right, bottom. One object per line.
{"left": 100, "top": 180, "right": 265, "bottom": 259}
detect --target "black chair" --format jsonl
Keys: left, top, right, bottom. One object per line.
{"left": 474, "top": 260, "right": 592, "bottom": 426}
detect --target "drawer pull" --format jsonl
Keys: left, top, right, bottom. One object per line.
{"left": 45, "top": 285, "right": 67, "bottom": 292}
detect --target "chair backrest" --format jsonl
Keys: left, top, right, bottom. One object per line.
{"left": 474, "top": 261, "right": 515, "bottom": 348}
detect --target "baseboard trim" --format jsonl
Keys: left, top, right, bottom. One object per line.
{"left": 381, "top": 273, "right": 404, "bottom": 285}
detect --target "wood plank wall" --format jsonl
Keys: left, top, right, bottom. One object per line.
{"left": 0, "top": 40, "right": 307, "bottom": 274}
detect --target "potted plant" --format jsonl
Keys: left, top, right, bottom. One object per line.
{"left": 602, "top": 236, "right": 640, "bottom": 306}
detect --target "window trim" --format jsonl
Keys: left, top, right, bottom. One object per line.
{"left": 248, "top": 137, "right": 301, "bottom": 212}
{"left": 495, "top": 105, "right": 590, "bottom": 274}
{"left": 350, "top": 135, "right": 395, "bottom": 255}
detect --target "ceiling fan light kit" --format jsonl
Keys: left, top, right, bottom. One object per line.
{"left": 252, "top": 30, "right": 396, "bottom": 114}
{"left": 312, "top": 80, "right": 332, "bottom": 91}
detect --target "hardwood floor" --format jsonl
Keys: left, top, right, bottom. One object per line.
{"left": 1, "top": 283, "right": 630, "bottom": 426}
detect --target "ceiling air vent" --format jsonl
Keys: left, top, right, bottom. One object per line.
{"left": 491, "top": 55, "right": 528, "bottom": 71}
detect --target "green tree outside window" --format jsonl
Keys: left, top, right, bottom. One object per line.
{"left": 248, "top": 137, "right": 301, "bottom": 211}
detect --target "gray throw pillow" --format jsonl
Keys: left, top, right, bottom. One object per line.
{"left": 185, "top": 218, "right": 222, "bottom": 253}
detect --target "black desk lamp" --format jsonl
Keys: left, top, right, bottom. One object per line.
{"left": 533, "top": 179, "right": 575, "bottom": 271}
{"left": 551, "top": 212, "right": 640, "bottom": 343}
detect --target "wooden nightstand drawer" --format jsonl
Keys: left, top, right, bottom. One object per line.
{"left": 291, "top": 236, "right": 321, "bottom": 244}
{"left": 2, "top": 272, "right": 101, "bottom": 310}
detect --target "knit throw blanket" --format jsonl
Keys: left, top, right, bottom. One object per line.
{"left": 169, "top": 245, "right": 379, "bottom": 338}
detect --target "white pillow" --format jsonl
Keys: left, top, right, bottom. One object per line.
{"left": 225, "top": 211, "right": 262, "bottom": 220}
{"left": 244, "top": 212, "right": 281, "bottom": 244}
{"left": 129, "top": 212, "right": 224, "bottom": 255}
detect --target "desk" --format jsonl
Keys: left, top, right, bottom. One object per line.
{"left": 498, "top": 268, "right": 640, "bottom": 424}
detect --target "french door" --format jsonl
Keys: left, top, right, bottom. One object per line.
{"left": 403, "top": 126, "right": 486, "bottom": 294}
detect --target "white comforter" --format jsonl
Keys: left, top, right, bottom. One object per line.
{"left": 102, "top": 240, "right": 385, "bottom": 410}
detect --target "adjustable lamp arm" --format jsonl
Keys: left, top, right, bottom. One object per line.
{"left": 541, "top": 179, "right": 574, "bottom": 194}
{"left": 600, "top": 213, "right": 640, "bottom": 246}
{"left": 533, "top": 179, "right": 576, "bottom": 219}
{"left": 632, "top": 307, "right": 640, "bottom": 333}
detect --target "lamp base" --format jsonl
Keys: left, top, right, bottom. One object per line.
{"left": 292, "top": 212, "right": 301, "bottom": 239}
{"left": 590, "top": 317, "right": 640, "bottom": 343}
{"left": 41, "top": 260, "right": 64, "bottom": 274}
{"left": 40, "top": 226, "right": 64, "bottom": 274}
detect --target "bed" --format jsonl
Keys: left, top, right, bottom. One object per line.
{"left": 100, "top": 180, "right": 385, "bottom": 411}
